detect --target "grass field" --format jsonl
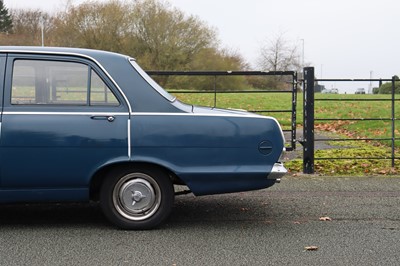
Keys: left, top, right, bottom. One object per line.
{"left": 171, "top": 91, "right": 400, "bottom": 175}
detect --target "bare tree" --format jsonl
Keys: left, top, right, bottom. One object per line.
{"left": 254, "top": 33, "right": 302, "bottom": 90}
{"left": 257, "top": 33, "right": 301, "bottom": 72}
{"left": 2, "top": 9, "right": 52, "bottom": 46}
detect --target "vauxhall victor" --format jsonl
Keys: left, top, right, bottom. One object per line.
{"left": 0, "top": 47, "right": 286, "bottom": 229}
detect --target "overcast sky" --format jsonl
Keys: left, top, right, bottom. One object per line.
{"left": 4, "top": 0, "right": 399, "bottom": 93}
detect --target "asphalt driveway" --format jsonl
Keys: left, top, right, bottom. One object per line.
{"left": 0, "top": 175, "right": 399, "bottom": 265}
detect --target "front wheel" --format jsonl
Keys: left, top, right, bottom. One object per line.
{"left": 100, "top": 167, "right": 174, "bottom": 229}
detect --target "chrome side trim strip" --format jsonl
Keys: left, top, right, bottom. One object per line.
{"left": 127, "top": 119, "right": 131, "bottom": 159}
{"left": 131, "top": 112, "right": 276, "bottom": 119}
{"left": 1, "top": 111, "right": 278, "bottom": 120}
{"left": 3, "top": 112, "right": 129, "bottom": 116}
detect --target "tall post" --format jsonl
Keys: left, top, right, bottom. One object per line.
{"left": 291, "top": 72, "right": 298, "bottom": 150}
{"left": 40, "top": 16, "right": 45, "bottom": 47}
{"left": 391, "top": 76, "right": 396, "bottom": 167}
{"left": 301, "top": 39, "right": 305, "bottom": 70}
{"left": 303, "top": 67, "right": 315, "bottom": 174}
{"left": 213, "top": 75, "right": 217, "bottom": 108}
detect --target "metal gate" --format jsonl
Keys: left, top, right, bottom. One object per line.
{"left": 302, "top": 67, "right": 398, "bottom": 174}
{"left": 147, "top": 70, "right": 298, "bottom": 151}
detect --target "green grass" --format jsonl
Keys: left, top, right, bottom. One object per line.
{"left": 285, "top": 139, "right": 398, "bottom": 175}
{"left": 314, "top": 94, "right": 400, "bottom": 146}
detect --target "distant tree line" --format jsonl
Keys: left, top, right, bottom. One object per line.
{"left": 0, "top": 0, "right": 301, "bottom": 91}
{"left": 0, "top": 0, "right": 12, "bottom": 33}
{"left": 372, "top": 76, "right": 400, "bottom": 94}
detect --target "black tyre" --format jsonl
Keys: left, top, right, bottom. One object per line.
{"left": 100, "top": 166, "right": 174, "bottom": 229}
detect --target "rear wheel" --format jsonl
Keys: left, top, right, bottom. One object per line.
{"left": 100, "top": 167, "right": 174, "bottom": 229}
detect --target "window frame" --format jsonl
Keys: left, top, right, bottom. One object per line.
{"left": 3, "top": 54, "right": 127, "bottom": 112}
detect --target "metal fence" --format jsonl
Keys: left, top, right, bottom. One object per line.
{"left": 302, "top": 67, "right": 399, "bottom": 174}
{"left": 147, "top": 70, "right": 298, "bottom": 151}
{"left": 148, "top": 67, "right": 398, "bottom": 174}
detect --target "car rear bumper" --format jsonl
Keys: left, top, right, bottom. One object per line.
{"left": 268, "top": 162, "right": 287, "bottom": 183}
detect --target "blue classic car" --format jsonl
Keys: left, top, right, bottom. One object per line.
{"left": 0, "top": 46, "right": 286, "bottom": 229}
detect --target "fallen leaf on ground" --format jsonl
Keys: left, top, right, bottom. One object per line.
{"left": 319, "top": 216, "right": 332, "bottom": 221}
{"left": 305, "top": 246, "right": 318, "bottom": 251}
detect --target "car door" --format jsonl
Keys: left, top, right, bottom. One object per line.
{"left": 0, "top": 54, "right": 130, "bottom": 191}
{"left": 0, "top": 54, "right": 5, "bottom": 169}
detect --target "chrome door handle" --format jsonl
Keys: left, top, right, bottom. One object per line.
{"left": 91, "top": 116, "right": 115, "bottom": 122}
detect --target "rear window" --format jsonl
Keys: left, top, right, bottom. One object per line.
{"left": 12, "top": 59, "right": 119, "bottom": 106}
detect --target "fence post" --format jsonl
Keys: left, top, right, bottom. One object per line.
{"left": 391, "top": 76, "right": 396, "bottom": 167}
{"left": 291, "top": 72, "right": 298, "bottom": 150}
{"left": 303, "top": 67, "right": 315, "bottom": 174}
{"left": 213, "top": 75, "right": 217, "bottom": 108}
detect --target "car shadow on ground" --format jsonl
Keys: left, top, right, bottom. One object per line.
{"left": 166, "top": 192, "right": 308, "bottom": 230}
{"left": 0, "top": 191, "right": 303, "bottom": 230}
{"left": 0, "top": 202, "right": 109, "bottom": 229}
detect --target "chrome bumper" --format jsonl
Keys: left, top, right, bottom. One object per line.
{"left": 268, "top": 162, "right": 287, "bottom": 183}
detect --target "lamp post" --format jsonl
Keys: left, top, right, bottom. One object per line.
{"left": 369, "top": 71, "right": 373, "bottom": 94}
{"left": 300, "top": 39, "right": 305, "bottom": 69}
{"left": 321, "top": 64, "right": 323, "bottom": 79}
{"left": 39, "top": 16, "right": 44, "bottom": 47}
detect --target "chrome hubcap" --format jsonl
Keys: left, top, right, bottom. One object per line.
{"left": 120, "top": 179, "right": 155, "bottom": 211}
{"left": 132, "top": 190, "right": 146, "bottom": 205}
{"left": 113, "top": 173, "right": 161, "bottom": 221}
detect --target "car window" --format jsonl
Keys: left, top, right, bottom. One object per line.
{"left": 11, "top": 59, "right": 119, "bottom": 106}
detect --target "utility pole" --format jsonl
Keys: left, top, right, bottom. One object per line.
{"left": 369, "top": 71, "right": 373, "bottom": 94}
{"left": 301, "top": 39, "right": 305, "bottom": 69}
{"left": 40, "top": 16, "right": 44, "bottom": 47}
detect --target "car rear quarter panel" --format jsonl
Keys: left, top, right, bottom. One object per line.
{"left": 131, "top": 113, "right": 284, "bottom": 195}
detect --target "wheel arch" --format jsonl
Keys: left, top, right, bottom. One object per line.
{"left": 89, "top": 161, "right": 184, "bottom": 201}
